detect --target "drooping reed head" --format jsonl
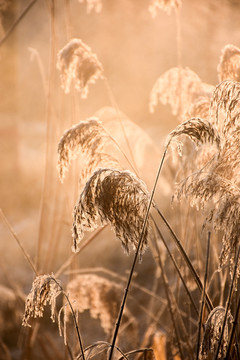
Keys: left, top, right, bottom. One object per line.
{"left": 57, "top": 38, "right": 103, "bottom": 97}
{"left": 150, "top": 67, "right": 214, "bottom": 117}
{"left": 149, "top": 0, "right": 182, "bottom": 17}
{"left": 66, "top": 274, "right": 138, "bottom": 339}
{"left": 217, "top": 44, "right": 240, "bottom": 82}
{"left": 57, "top": 117, "right": 119, "bottom": 183}
{"left": 199, "top": 306, "right": 232, "bottom": 359}
{"left": 72, "top": 168, "right": 150, "bottom": 257}
{"left": 22, "top": 275, "right": 61, "bottom": 327}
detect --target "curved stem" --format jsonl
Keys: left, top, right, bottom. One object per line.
{"left": 108, "top": 148, "right": 167, "bottom": 360}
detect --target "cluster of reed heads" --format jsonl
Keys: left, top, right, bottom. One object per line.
{"left": 10, "top": 0, "right": 240, "bottom": 359}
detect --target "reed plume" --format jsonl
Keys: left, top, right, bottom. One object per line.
{"left": 65, "top": 274, "right": 138, "bottom": 341}
{"left": 57, "top": 38, "right": 103, "bottom": 97}
{"left": 150, "top": 67, "right": 214, "bottom": 116}
{"left": 183, "top": 97, "right": 211, "bottom": 122}
{"left": 217, "top": 44, "right": 240, "bottom": 82}
{"left": 78, "top": 0, "right": 102, "bottom": 13}
{"left": 72, "top": 168, "right": 150, "bottom": 256}
{"left": 211, "top": 80, "right": 240, "bottom": 137}
{"left": 199, "top": 306, "right": 233, "bottom": 359}
{"left": 22, "top": 275, "right": 61, "bottom": 327}
{"left": 149, "top": 0, "right": 182, "bottom": 17}
{"left": 57, "top": 117, "right": 119, "bottom": 183}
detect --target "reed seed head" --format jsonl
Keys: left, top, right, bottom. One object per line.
{"left": 199, "top": 306, "right": 233, "bottom": 359}
{"left": 57, "top": 38, "right": 103, "bottom": 97}
{"left": 22, "top": 275, "right": 61, "bottom": 327}
{"left": 217, "top": 44, "right": 240, "bottom": 82}
{"left": 57, "top": 117, "right": 118, "bottom": 183}
{"left": 72, "top": 168, "right": 150, "bottom": 257}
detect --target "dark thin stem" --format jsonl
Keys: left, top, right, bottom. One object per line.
{"left": 154, "top": 204, "right": 213, "bottom": 313}
{"left": 152, "top": 217, "right": 199, "bottom": 317}
{"left": 196, "top": 232, "right": 211, "bottom": 360}
{"left": 152, "top": 234, "right": 184, "bottom": 360}
{"left": 224, "top": 292, "right": 240, "bottom": 359}
{"left": 214, "top": 245, "right": 240, "bottom": 360}
{"left": 108, "top": 148, "right": 167, "bottom": 360}
{"left": 0, "top": 0, "right": 38, "bottom": 47}
{"left": 50, "top": 277, "right": 85, "bottom": 360}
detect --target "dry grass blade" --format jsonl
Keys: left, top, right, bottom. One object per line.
{"left": 56, "top": 38, "right": 103, "bottom": 96}
{"left": 149, "top": 0, "right": 182, "bottom": 17}
{"left": 217, "top": 44, "right": 240, "bottom": 82}
{"left": 66, "top": 274, "right": 138, "bottom": 340}
{"left": 199, "top": 306, "right": 233, "bottom": 359}
{"left": 150, "top": 67, "right": 214, "bottom": 116}
{"left": 72, "top": 168, "right": 150, "bottom": 256}
{"left": 22, "top": 275, "right": 61, "bottom": 327}
{"left": 57, "top": 118, "right": 119, "bottom": 183}
{"left": 78, "top": 0, "right": 102, "bottom": 14}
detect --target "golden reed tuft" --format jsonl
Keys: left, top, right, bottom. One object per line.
{"left": 217, "top": 44, "right": 240, "bottom": 82}
{"left": 149, "top": 67, "right": 214, "bottom": 117}
{"left": 56, "top": 38, "right": 103, "bottom": 97}
{"left": 199, "top": 306, "right": 233, "bottom": 359}
{"left": 22, "top": 275, "right": 61, "bottom": 327}
{"left": 65, "top": 274, "right": 138, "bottom": 339}
{"left": 57, "top": 117, "right": 119, "bottom": 183}
{"left": 72, "top": 168, "right": 150, "bottom": 257}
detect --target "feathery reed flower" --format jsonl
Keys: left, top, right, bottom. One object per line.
{"left": 57, "top": 38, "right": 103, "bottom": 97}
{"left": 149, "top": 0, "right": 182, "bottom": 17}
{"left": 72, "top": 168, "right": 150, "bottom": 256}
{"left": 66, "top": 274, "right": 138, "bottom": 338}
{"left": 150, "top": 67, "right": 214, "bottom": 116}
{"left": 57, "top": 117, "right": 119, "bottom": 183}
{"left": 217, "top": 44, "right": 240, "bottom": 82}
{"left": 199, "top": 306, "right": 232, "bottom": 359}
{"left": 78, "top": 0, "right": 102, "bottom": 13}
{"left": 22, "top": 275, "right": 61, "bottom": 327}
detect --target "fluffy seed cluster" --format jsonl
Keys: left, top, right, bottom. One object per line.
{"left": 72, "top": 168, "right": 150, "bottom": 256}
{"left": 78, "top": 0, "right": 102, "bottom": 13}
{"left": 56, "top": 38, "right": 103, "bottom": 97}
{"left": 149, "top": 67, "right": 214, "bottom": 116}
{"left": 199, "top": 306, "right": 233, "bottom": 359}
{"left": 22, "top": 275, "right": 61, "bottom": 327}
{"left": 217, "top": 44, "right": 240, "bottom": 82}
{"left": 149, "top": 0, "right": 182, "bottom": 17}
{"left": 57, "top": 117, "right": 118, "bottom": 183}
{"left": 65, "top": 274, "right": 138, "bottom": 338}
{"left": 172, "top": 80, "right": 240, "bottom": 279}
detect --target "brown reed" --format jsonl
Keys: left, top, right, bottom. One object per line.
{"left": 56, "top": 38, "right": 103, "bottom": 97}
{"left": 72, "top": 168, "right": 150, "bottom": 257}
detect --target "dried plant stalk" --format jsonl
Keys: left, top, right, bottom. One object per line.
{"left": 22, "top": 275, "right": 61, "bottom": 327}
{"left": 72, "top": 168, "right": 150, "bottom": 256}
{"left": 217, "top": 44, "right": 240, "bottom": 82}
{"left": 66, "top": 274, "right": 138, "bottom": 341}
{"left": 149, "top": 0, "right": 182, "bottom": 17}
{"left": 57, "top": 38, "right": 103, "bottom": 97}
{"left": 57, "top": 117, "right": 119, "bottom": 183}
{"left": 78, "top": 0, "right": 102, "bottom": 13}
{"left": 150, "top": 67, "right": 214, "bottom": 116}
{"left": 199, "top": 306, "right": 233, "bottom": 359}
